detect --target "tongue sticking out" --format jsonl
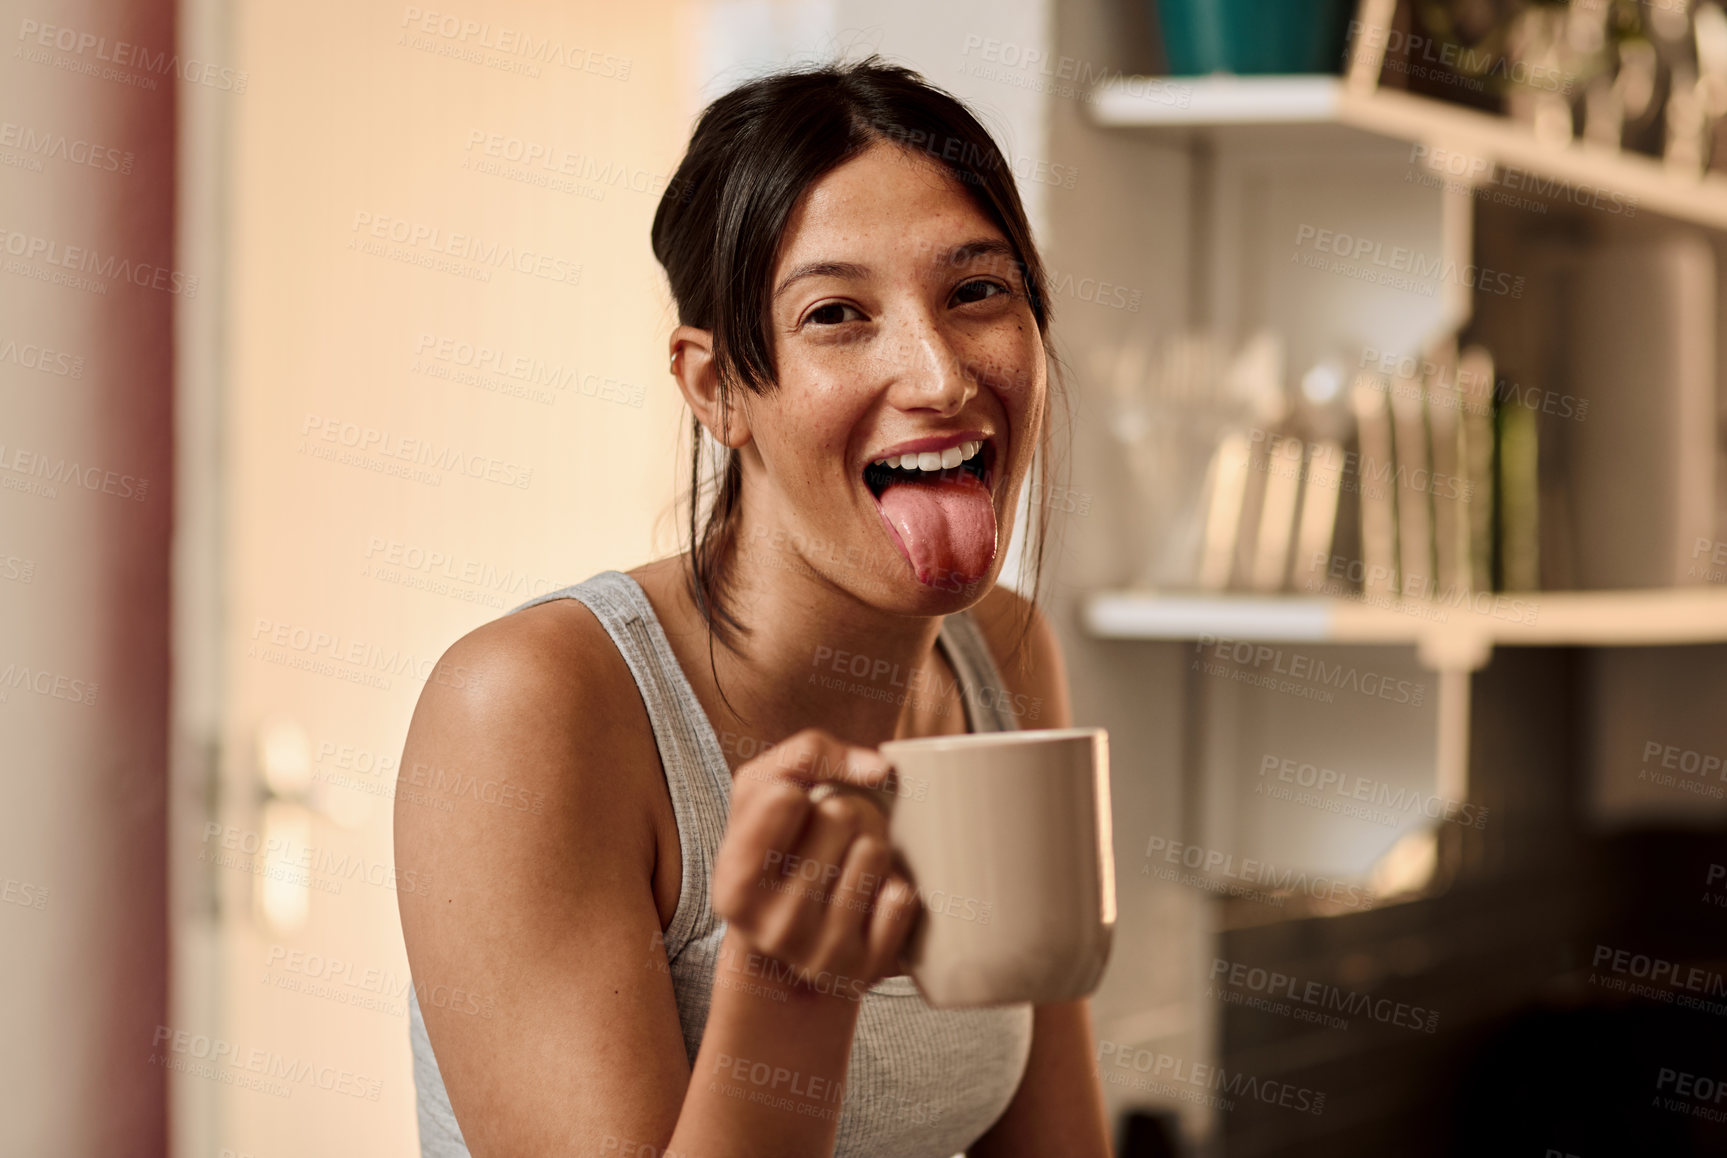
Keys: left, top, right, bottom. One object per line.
{"left": 875, "top": 471, "right": 998, "bottom": 588}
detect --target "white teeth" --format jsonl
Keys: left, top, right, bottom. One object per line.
{"left": 871, "top": 440, "right": 985, "bottom": 471}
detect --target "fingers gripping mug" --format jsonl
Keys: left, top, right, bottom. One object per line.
{"left": 874, "top": 727, "right": 1115, "bottom": 1008}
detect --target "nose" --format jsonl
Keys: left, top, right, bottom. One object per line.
{"left": 882, "top": 307, "right": 976, "bottom": 416}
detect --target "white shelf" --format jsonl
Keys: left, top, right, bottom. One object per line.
{"left": 1089, "top": 75, "right": 1727, "bottom": 233}
{"left": 1092, "top": 74, "right": 1347, "bottom": 124}
{"left": 1083, "top": 587, "right": 1727, "bottom": 652}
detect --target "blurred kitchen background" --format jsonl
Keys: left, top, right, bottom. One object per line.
{"left": 6, "top": 0, "right": 1727, "bottom": 1154}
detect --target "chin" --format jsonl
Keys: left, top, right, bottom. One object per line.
{"left": 863, "top": 553, "right": 1005, "bottom": 616}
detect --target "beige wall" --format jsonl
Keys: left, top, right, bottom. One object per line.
{"left": 0, "top": 0, "right": 176, "bottom": 1153}
{"left": 177, "top": 3, "right": 701, "bottom": 1154}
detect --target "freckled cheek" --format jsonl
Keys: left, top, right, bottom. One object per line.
{"left": 973, "top": 327, "right": 1040, "bottom": 395}
{"left": 994, "top": 353, "right": 1041, "bottom": 418}
{"left": 773, "top": 400, "right": 865, "bottom": 485}
{"left": 1003, "top": 383, "right": 1043, "bottom": 476}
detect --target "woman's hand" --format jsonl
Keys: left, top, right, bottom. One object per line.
{"left": 711, "top": 728, "right": 920, "bottom": 1000}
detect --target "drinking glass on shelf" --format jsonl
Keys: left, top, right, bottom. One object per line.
{"left": 1683, "top": 2, "right": 1727, "bottom": 173}
{"left": 1099, "top": 329, "right": 1285, "bottom": 591}
{"left": 1504, "top": 0, "right": 1621, "bottom": 145}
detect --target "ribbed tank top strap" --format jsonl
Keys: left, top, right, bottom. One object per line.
{"left": 936, "top": 609, "right": 1020, "bottom": 733}
{"left": 509, "top": 571, "right": 730, "bottom": 962}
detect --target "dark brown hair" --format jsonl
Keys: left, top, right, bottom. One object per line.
{"left": 649, "top": 55, "right": 1070, "bottom": 706}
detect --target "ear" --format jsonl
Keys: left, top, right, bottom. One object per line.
{"left": 669, "top": 325, "right": 752, "bottom": 449}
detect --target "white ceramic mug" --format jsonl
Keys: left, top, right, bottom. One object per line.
{"left": 874, "top": 727, "right": 1115, "bottom": 1008}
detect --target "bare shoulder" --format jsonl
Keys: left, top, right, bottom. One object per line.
{"left": 396, "top": 597, "right": 656, "bottom": 835}
{"left": 965, "top": 582, "right": 1072, "bottom": 729}
{"left": 393, "top": 594, "right": 664, "bottom": 940}
{"left": 392, "top": 598, "right": 693, "bottom": 1153}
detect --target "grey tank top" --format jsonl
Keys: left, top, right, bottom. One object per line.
{"left": 407, "top": 569, "right": 1035, "bottom": 1157}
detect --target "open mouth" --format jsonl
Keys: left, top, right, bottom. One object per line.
{"left": 863, "top": 439, "right": 999, "bottom": 589}
{"left": 862, "top": 439, "right": 995, "bottom": 499}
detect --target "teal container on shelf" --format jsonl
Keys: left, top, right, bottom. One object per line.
{"left": 1154, "top": 0, "right": 1357, "bottom": 75}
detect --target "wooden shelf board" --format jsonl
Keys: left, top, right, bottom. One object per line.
{"left": 1089, "top": 73, "right": 1346, "bottom": 125}
{"left": 1082, "top": 587, "right": 1727, "bottom": 649}
{"left": 1088, "top": 75, "right": 1727, "bottom": 232}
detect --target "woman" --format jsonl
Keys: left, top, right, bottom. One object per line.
{"left": 395, "top": 56, "right": 1111, "bottom": 1158}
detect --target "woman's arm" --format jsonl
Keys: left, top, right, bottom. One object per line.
{"left": 968, "top": 1000, "right": 1112, "bottom": 1157}
{"left": 396, "top": 601, "right": 915, "bottom": 1157}
{"left": 965, "top": 586, "right": 1114, "bottom": 1157}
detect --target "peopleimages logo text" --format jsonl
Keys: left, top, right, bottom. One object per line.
{"left": 1294, "top": 224, "right": 1524, "bottom": 298}
{"left": 0, "top": 121, "right": 134, "bottom": 174}
{"left": 1195, "top": 635, "right": 1425, "bottom": 707}
{"left": 1210, "top": 958, "right": 1440, "bottom": 1033}
{"left": 16, "top": 19, "right": 249, "bottom": 91}
{"left": 1143, "top": 836, "right": 1374, "bottom": 909}
{"left": 349, "top": 211, "right": 582, "bottom": 287}
{"left": 0, "top": 227, "right": 197, "bottom": 296}
{"left": 398, "top": 7, "right": 631, "bottom": 78}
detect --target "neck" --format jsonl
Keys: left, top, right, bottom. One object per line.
{"left": 646, "top": 516, "right": 973, "bottom": 762}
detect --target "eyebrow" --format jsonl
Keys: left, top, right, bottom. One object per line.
{"left": 771, "top": 237, "right": 1021, "bottom": 301}
{"left": 941, "top": 237, "right": 1019, "bottom": 270}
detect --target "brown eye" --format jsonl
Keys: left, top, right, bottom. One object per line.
{"left": 807, "top": 302, "right": 864, "bottom": 326}
{"left": 953, "top": 279, "right": 1008, "bottom": 305}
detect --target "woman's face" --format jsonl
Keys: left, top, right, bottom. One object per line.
{"left": 734, "top": 139, "right": 1046, "bottom": 613}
